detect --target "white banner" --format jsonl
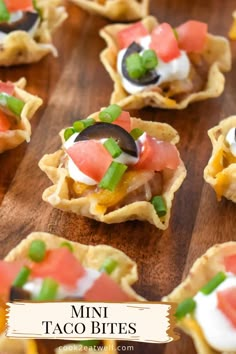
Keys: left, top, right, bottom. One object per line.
{"left": 6, "top": 302, "right": 179, "bottom": 343}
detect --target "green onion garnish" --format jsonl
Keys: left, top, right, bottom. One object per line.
{"left": 32, "top": 0, "right": 43, "bottom": 18}
{"left": 99, "top": 258, "right": 118, "bottom": 275}
{"left": 200, "top": 272, "right": 226, "bottom": 295}
{"left": 126, "top": 53, "right": 146, "bottom": 79}
{"left": 60, "top": 241, "right": 74, "bottom": 253}
{"left": 0, "top": 93, "right": 25, "bottom": 116}
{"left": 141, "top": 49, "right": 158, "bottom": 70}
{"left": 130, "top": 128, "right": 144, "bottom": 140}
{"left": 28, "top": 240, "right": 46, "bottom": 263}
{"left": 175, "top": 298, "right": 196, "bottom": 320}
{"left": 99, "top": 104, "right": 122, "bottom": 123}
{"left": 79, "top": 340, "right": 100, "bottom": 347}
{"left": 13, "top": 266, "right": 31, "bottom": 288}
{"left": 0, "top": 0, "right": 10, "bottom": 22}
{"left": 99, "top": 161, "right": 127, "bottom": 191}
{"left": 151, "top": 196, "right": 167, "bottom": 217}
{"left": 73, "top": 118, "right": 95, "bottom": 132}
{"left": 103, "top": 138, "right": 122, "bottom": 158}
{"left": 173, "top": 28, "right": 179, "bottom": 40}
{"left": 36, "top": 278, "right": 59, "bottom": 301}
{"left": 64, "top": 128, "right": 75, "bottom": 141}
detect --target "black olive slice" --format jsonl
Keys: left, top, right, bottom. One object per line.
{"left": 75, "top": 122, "right": 138, "bottom": 157}
{"left": 0, "top": 12, "right": 39, "bottom": 34}
{"left": 9, "top": 286, "right": 31, "bottom": 301}
{"left": 121, "top": 42, "right": 160, "bottom": 86}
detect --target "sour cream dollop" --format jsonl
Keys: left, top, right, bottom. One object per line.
{"left": 23, "top": 268, "right": 101, "bottom": 300}
{"left": 117, "top": 35, "right": 190, "bottom": 95}
{"left": 194, "top": 274, "right": 236, "bottom": 352}
{"left": 226, "top": 127, "right": 236, "bottom": 157}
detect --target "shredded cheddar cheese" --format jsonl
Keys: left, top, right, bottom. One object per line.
{"left": 229, "top": 11, "right": 236, "bottom": 40}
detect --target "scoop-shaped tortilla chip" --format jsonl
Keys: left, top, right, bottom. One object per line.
{"left": 0, "top": 78, "right": 42, "bottom": 153}
{"left": 229, "top": 11, "right": 236, "bottom": 40}
{"left": 0, "top": 0, "right": 67, "bottom": 66}
{"left": 100, "top": 16, "right": 231, "bottom": 110}
{"left": 69, "top": 0, "right": 149, "bottom": 21}
{"left": 204, "top": 116, "right": 236, "bottom": 202}
{"left": 39, "top": 113, "right": 186, "bottom": 230}
{"left": 0, "top": 337, "right": 38, "bottom": 354}
{"left": 163, "top": 242, "right": 236, "bottom": 354}
{"left": 1, "top": 231, "right": 144, "bottom": 354}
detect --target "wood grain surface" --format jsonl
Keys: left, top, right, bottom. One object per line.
{"left": 0, "top": 1, "right": 236, "bottom": 353}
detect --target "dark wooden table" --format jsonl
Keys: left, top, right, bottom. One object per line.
{"left": 0, "top": 1, "right": 236, "bottom": 353}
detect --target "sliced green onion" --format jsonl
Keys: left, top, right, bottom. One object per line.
{"left": 151, "top": 196, "right": 167, "bottom": 217}
{"left": 0, "top": 0, "right": 10, "bottom": 22}
{"left": 173, "top": 28, "right": 179, "bottom": 40}
{"left": 0, "top": 93, "right": 25, "bottom": 116}
{"left": 126, "top": 53, "right": 146, "bottom": 79}
{"left": 103, "top": 138, "right": 122, "bottom": 158}
{"left": 13, "top": 266, "right": 31, "bottom": 288}
{"left": 141, "top": 49, "right": 158, "bottom": 70}
{"left": 99, "top": 104, "right": 122, "bottom": 123}
{"left": 36, "top": 278, "right": 58, "bottom": 301}
{"left": 130, "top": 128, "right": 144, "bottom": 140}
{"left": 60, "top": 241, "right": 74, "bottom": 253}
{"left": 32, "top": 0, "right": 43, "bottom": 18}
{"left": 99, "top": 258, "right": 118, "bottom": 275}
{"left": 28, "top": 240, "right": 46, "bottom": 263}
{"left": 64, "top": 128, "right": 75, "bottom": 141}
{"left": 99, "top": 161, "right": 127, "bottom": 191}
{"left": 73, "top": 118, "right": 95, "bottom": 132}
{"left": 79, "top": 340, "right": 100, "bottom": 347}
{"left": 200, "top": 272, "right": 226, "bottom": 295}
{"left": 175, "top": 298, "right": 196, "bottom": 320}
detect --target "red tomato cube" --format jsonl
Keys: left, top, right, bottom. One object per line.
{"left": 117, "top": 22, "right": 149, "bottom": 49}
{"left": 176, "top": 20, "right": 208, "bottom": 53}
{"left": 150, "top": 23, "right": 181, "bottom": 62}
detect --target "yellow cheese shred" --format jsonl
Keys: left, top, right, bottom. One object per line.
{"left": 229, "top": 12, "right": 236, "bottom": 40}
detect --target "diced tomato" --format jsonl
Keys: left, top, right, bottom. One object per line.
{"left": 135, "top": 134, "right": 180, "bottom": 171}
{"left": 0, "top": 261, "right": 23, "bottom": 300}
{"left": 0, "top": 81, "right": 14, "bottom": 95}
{"left": 224, "top": 254, "right": 236, "bottom": 274}
{"left": 117, "top": 22, "right": 149, "bottom": 49}
{"left": 5, "top": 0, "right": 33, "bottom": 12}
{"left": 176, "top": 21, "right": 208, "bottom": 53}
{"left": 150, "top": 23, "right": 180, "bottom": 62}
{"left": 67, "top": 140, "right": 113, "bottom": 182}
{"left": 0, "top": 111, "right": 10, "bottom": 132}
{"left": 84, "top": 273, "right": 132, "bottom": 302}
{"left": 113, "top": 111, "right": 131, "bottom": 132}
{"left": 217, "top": 287, "right": 236, "bottom": 328}
{"left": 31, "top": 248, "right": 85, "bottom": 289}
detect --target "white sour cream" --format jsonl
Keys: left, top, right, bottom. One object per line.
{"left": 194, "top": 275, "right": 236, "bottom": 352}
{"left": 226, "top": 127, "right": 236, "bottom": 157}
{"left": 23, "top": 268, "right": 101, "bottom": 300}
{"left": 117, "top": 35, "right": 190, "bottom": 95}
{"left": 64, "top": 132, "right": 141, "bottom": 185}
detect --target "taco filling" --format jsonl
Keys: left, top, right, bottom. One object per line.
{"left": 62, "top": 104, "right": 180, "bottom": 216}
{"left": 116, "top": 20, "right": 210, "bottom": 101}
{"left": 0, "top": 80, "right": 25, "bottom": 132}
{"left": 0, "top": 0, "right": 41, "bottom": 41}
{"left": 175, "top": 254, "right": 236, "bottom": 352}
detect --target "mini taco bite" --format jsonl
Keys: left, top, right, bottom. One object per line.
{"left": 39, "top": 105, "right": 186, "bottom": 229}
{"left": 204, "top": 116, "right": 236, "bottom": 202}
{"left": 69, "top": 0, "right": 149, "bottom": 22}
{"left": 100, "top": 16, "right": 231, "bottom": 110}
{"left": 0, "top": 231, "right": 142, "bottom": 353}
{"left": 163, "top": 242, "right": 236, "bottom": 354}
{"left": 0, "top": 78, "right": 42, "bottom": 153}
{"left": 0, "top": 0, "right": 67, "bottom": 66}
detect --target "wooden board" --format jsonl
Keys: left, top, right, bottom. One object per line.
{"left": 0, "top": 1, "right": 236, "bottom": 353}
